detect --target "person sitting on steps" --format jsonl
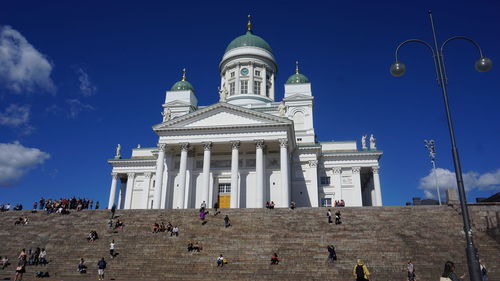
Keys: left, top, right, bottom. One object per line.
{"left": 217, "top": 254, "right": 225, "bottom": 268}
{"left": 152, "top": 222, "right": 159, "bottom": 233}
{"left": 193, "top": 241, "right": 202, "bottom": 252}
{"left": 171, "top": 225, "right": 179, "bottom": 236}
{"left": 77, "top": 258, "right": 87, "bottom": 273}
{"left": 271, "top": 253, "right": 279, "bottom": 265}
{"left": 187, "top": 241, "right": 193, "bottom": 252}
{"left": 224, "top": 215, "right": 231, "bottom": 228}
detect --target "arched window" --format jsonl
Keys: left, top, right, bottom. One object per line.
{"left": 293, "top": 112, "right": 305, "bottom": 130}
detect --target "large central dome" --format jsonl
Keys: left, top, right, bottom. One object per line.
{"left": 225, "top": 30, "right": 272, "bottom": 53}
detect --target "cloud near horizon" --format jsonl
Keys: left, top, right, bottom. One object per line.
{"left": 0, "top": 25, "right": 56, "bottom": 94}
{"left": 419, "top": 168, "right": 500, "bottom": 199}
{"left": 0, "top": 141, "right": 50, "bottom": 186}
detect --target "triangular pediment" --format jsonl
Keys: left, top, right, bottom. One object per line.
{"left": 153, "top": 102, "right": 291, "bottom": 131}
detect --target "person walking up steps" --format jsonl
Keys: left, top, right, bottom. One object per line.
{"left": 407, "top": 260, "right": 415, "bottom": 281}
{"left": 109, "top": 240, "right": 115, "bottom": 259}
{"left": 353, "top": 259, "right": 370, "bottom": 281}
{"left": 97, "top": 258, "right": 106, "bottom": 280}
{"left": 327, "top": 209, "right": 332, "bottom": 224}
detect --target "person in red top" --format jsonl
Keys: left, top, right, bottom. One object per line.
{"left": 271, "top": 253, "right": 279, "bottom": 265}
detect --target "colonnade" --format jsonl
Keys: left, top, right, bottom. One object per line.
{"left": 108, "top": 138, "right": 291, "bottom": 209}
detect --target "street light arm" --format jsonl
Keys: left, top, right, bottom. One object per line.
{"left": 394, "top": 39, "right": 435, "bottom": 62}
{"left": 441, "top": 36, "right": 485, "bottom": 58}
{"left": 393, "top": 39, "right": 439, "bottom": 81}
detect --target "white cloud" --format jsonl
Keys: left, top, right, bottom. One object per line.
{"left": 419, "top": 168, "right": 500, "bottom": 198}
{"left": 0, "top": 25, "right": 56, "bottom": 94}
{"left": 0, "top": 104, "right": 30, "bottom": 127}
{"left": 0, "top": 141, "right": 50, "bottom": 186}
{"left": 75, "top": 67, "right": 96, "bottom": 97}
{"left": 66, "top": 99, "right": 94, "bottom": 118}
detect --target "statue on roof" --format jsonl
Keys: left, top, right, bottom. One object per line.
{"left": 369, "top": 134, "right": 376, "bottom": 150}
{"left": 161, "top": 107, "right": 171, "bottom": 122}
{"left": 115, "top": 144, "right": 121, "bottom": 159}
{"left": 219, "top": 84, "right": 228, "bottom": 102}
{"left": 361, "top": 135, "right": 367, "bottom": 150}
{"left": 278, "top": 101, "right": 287, "bottom": 117}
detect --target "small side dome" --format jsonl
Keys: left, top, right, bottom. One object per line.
{"left": 286, "top": 61, "right": 310, "bottom": 84}
{"left": 170, "top": 68, "right": 194, "bottom": 92}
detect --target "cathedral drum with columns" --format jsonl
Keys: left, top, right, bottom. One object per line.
{"left": 107, "top": 17, "right": 383, "bottom": 210}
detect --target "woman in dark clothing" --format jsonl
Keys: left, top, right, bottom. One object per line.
{"left": 327, "top": 245, "right": 337, "bottom": 262}
{"left": 442, "top": 261, "right": 465, "bottom": 281}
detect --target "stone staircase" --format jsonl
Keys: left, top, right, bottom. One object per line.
{"left": 0, "top": 206, "right": 499, "bottom": 281}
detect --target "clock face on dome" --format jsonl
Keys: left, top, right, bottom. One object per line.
{"left": 240, "top": 68, "right": 249, "bottom": 76}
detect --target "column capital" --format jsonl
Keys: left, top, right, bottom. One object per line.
{"left": 352, "top": 167, "right": 361, "bottom": 174}
{"left": 180, "top": 142, "right": 190, "bottom": 151}
{"left": 202, "top": 141, "right": 213, "bottom": 151}
{"left": 332, "top": 167, "right": 342, "bottom": 174}
{"left": 308, "top": 160, "right": 318, "bottom": 167}
{"left": 144, "top": 172, "right": 152, "bottom": 178}
{"left": 158, "top": 143, "right": 167, "bottom": 152}
{"left": 372, "top": 166, "right": 380, "bottom": 174}
{"left": 230, "top": 140, "right": 240, "bottom": 150}
{"left": 279, "top": 138, "right": 288, "bottom": 147}
{"left": 255, "top": 139, "right": 265, "bottom": 149}
{"left": 111, "top": 172, "right": 119, "bottom": 178}
{"left": 127, "top": 172, "right": 135, "bottom": 178}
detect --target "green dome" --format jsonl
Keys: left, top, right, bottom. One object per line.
{"left": 171, "top": 80, "right": 194, "bottom": 92}
{"left": 225, "top": 31, "right": 272, "bottom": 53}
{"left": 286, "top": 73, "right": 310, "bottom": 84}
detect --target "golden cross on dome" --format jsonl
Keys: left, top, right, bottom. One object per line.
{"left": 182, "top": 68, "right": 186, "bottom": 81}
{"left": 247, "top": 14, "right": 252, "bottom": 31}
{"left": 295, "top": 61, "right": 300, "bottom": 74}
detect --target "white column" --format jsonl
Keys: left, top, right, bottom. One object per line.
{"left": 262, "top": 67, "right": 267, "bottom": 97}
{"left": 202, "top": 142, "right": 212, "bottom": 206}
{"left": 373, "top": 166, "right": 383, "bottom": 206}
{"left": 308, "top": 160, "right": 320, "bottom": 207}
{"left": 124, "top": 173, "right": 135, "bottom": 209}
{"left": 160, "top": 162, "right": 169, "bottom": 209}
{"left": 108, "top": 173, "right": 118, "bottom": 209}
{"left": 178, "top": 142, "right": 189, "bottom": 209}
{"left": 118, "top": 179, "right": 126, "bottom": 209}
{"left": 255, "top": 140, "right": 264, "bottom": 208}
{"left": 332, "top": 167, "right": 342, "bottom": 202}
{"left": 230, "top": 141, "right": 240, "bottom": 208}
{"left": 279, "top": 138, "right": 290, "bottom": 208}
{"left": 352, "top": 167, "right": 363, "bottom": 206}
{"left": 153, "top": 144, "right": 166, "bottom": 209}
{"left": 143, "top": 173, "right": 152, "bottom": 209}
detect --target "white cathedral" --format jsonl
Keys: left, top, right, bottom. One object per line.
{"left": 107, "top": 18, "right": 383, "bottom": 210}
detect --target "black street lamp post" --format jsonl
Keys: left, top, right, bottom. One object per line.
{"left": 390, "top": 11, "right": 492, "bottom": 281}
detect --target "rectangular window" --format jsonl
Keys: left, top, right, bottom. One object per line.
{"left": 253, "top": 81, "right": 261, "bottom": 95}
{"left": 241, "top": 80, "right": 248, "bottom": 94}
{"left": 320, "top": 176, "right": 331, "bottom": 185}
{"left": 255, "top": 70, "right": 261, "bottom": 76}
{"left": 230, "top": 72, "right": 235, "bottom": 78}
{"left": 266, "top": 83, "right": 270, "bottom": 97}
{"left": 229, "top": 82, "right": 235, "bottom": 95}
{"left": 218, "top": 183, "right": 231, "bottom": 193}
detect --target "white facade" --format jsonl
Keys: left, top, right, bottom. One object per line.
{"left": 107, "top": 21, "right": 383, "bottom": 210}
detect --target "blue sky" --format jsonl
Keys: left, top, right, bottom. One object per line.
{"left": 1, "top": 0, "right": 499, "bottom": 207}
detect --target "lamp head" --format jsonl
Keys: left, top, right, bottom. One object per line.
{"left": 475, "top": 57, "right": 493, "bottom": 72}
{"left": 390, "top": 61, "right": 406, "bottom": 77}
